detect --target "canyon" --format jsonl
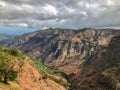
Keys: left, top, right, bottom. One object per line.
{"left": 8, "top": 28, "right": 120, "bottom": 90}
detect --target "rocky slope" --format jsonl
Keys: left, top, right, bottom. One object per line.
{"left": 0, "top": 46, "right": 66, "bottom": 90}
{"left": 69, "top": 34, "right": 120, "bottom": 90}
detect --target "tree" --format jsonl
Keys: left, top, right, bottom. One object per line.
{"left": 0, "top": 46, "right": 25, "bottom": 84}
{"left": 0, "top": 52, "right": 18, "bottom": 83}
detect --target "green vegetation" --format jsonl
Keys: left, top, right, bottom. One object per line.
{"left": 79, "top": 59, "right": 85, "bottom": 68}
{"left": 64, "top": 55, "right": 71, "bottom": 60}
{"left": 33, "top": 60, "right": 70, "bottom": 89}
{"left": 33, "top": 60, "right": 54, "bottom": 75}
{"left": 0, "top": 46, "right": 25, "bottom": 84}
{"left": 33, "top": 60, "right": 64, "bottom": 78}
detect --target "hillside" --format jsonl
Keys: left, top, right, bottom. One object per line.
{"left": 0, "top": 46, "right": 66, "bottom": 90}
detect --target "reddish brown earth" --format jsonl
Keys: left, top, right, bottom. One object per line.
{"left": 17, "top": 62, "right": 65, "bottom": 90}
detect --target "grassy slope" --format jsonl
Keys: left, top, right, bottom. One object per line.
{"left": 0, "top": 46, "right": 67, "bottom": 90}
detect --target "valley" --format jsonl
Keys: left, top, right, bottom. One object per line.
{"left": 7, "top": 28, "right": 120, "bottom": 90}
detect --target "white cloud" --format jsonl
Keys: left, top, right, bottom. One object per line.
{"left": 0, "top": 0, "right": 120, "bottom": 29}
{"left": 106, "top": 0, "right": 115, "bottom": 6}
{"left": 43, "top": 4, "right": 58, "bottom": 15}
{"left": 0, "top": 1, "right": 6, "bottom": 7}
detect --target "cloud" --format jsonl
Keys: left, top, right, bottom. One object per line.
{"left": 0, "top": 0, "right": 120, "bottom": 29}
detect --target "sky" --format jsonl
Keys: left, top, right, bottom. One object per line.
{"left": 0, "top": 24, "right": 35, "bottom": 34}
{"left": 0, "top": 0, "right": 120, "bottom": 31}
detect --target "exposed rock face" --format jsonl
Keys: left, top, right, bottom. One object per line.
{"left": 69, "top": 35, "right": 120, "bottom": 90}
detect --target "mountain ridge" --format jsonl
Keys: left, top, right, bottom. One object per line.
{"left": 9, "top": 28, "right": 120, "bottom": 72}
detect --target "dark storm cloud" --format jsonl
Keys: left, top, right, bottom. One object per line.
{"left": 0, "top": 0, "right": 120, "bottom": 29}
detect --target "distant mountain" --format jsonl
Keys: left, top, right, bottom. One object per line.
{"left": 0, "top": 34, "right": 15, "bottom": 46}
{"left": 8, "top": 28, "right": 120, "bottom": 90}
